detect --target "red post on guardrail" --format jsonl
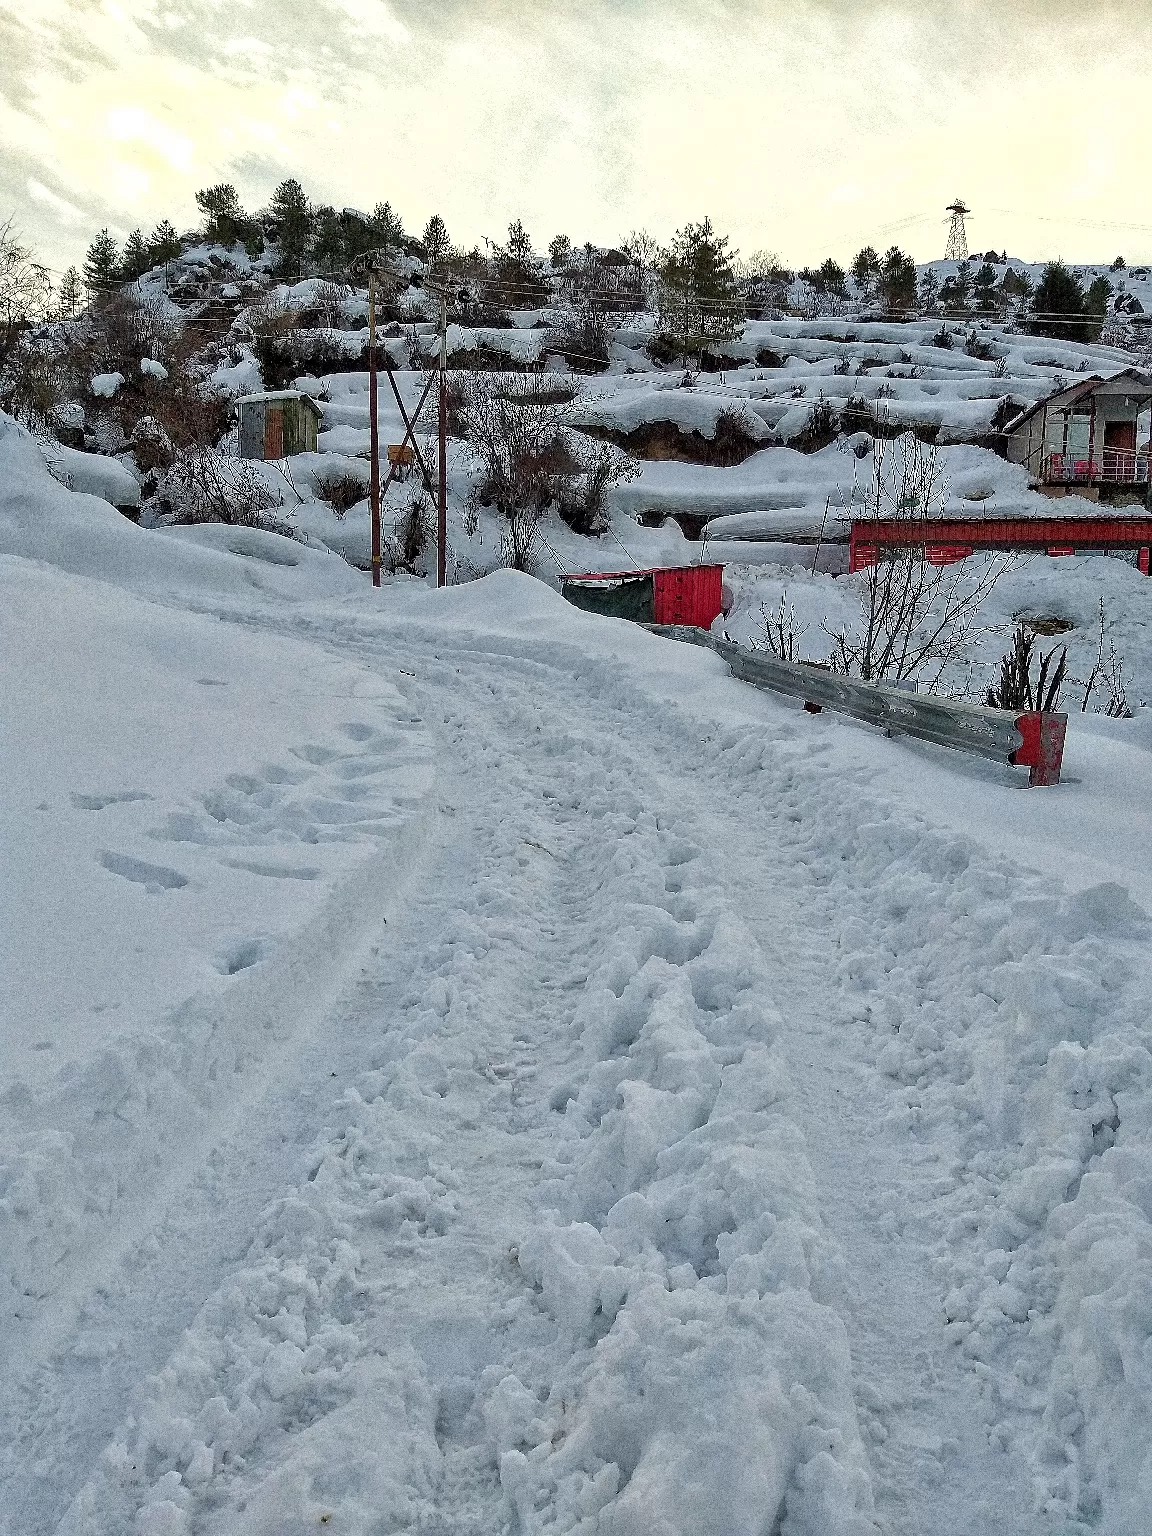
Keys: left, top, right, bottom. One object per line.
{"left": 1011, "top": 712, "right": 1067, "bottom": 786}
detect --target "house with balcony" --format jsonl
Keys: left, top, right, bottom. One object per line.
{"left": 1003, "top": 369, "right": 1152, "bottom": 503}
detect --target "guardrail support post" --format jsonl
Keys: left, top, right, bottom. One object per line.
{"left": 1011, "top": 712, "right": 1068, "bottom": 787}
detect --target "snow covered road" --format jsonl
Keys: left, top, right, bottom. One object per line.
{"left": 6, "top": 564, "right": 1152, "bottom": 1535}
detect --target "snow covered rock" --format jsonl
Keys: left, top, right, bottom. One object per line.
{"left": 140, "top": 358, "right": 169, "bottom": 381}
{"left": 90, "top": 371, "right": 125, "bottom": 399}
{"left": 40, "top": 441, "right": 141, "bottom": 514}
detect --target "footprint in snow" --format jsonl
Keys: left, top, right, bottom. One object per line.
{"left": 99, "top": 851, "right": 188, "bottom": 891}
{"left": 72, "top": 790, "right": 153, "bottom": 810}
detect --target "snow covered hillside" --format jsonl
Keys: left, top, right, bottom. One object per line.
{"left": 6, "top": 382, "right": 1152, "bottom": 1536}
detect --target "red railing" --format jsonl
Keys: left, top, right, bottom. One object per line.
{"left": 1046, "top": 452, "right": 1151, "bottom": 485}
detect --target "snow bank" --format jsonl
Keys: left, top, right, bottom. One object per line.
{"left": 0, "top": 413, "right": 359, "bottom": 603}
{"left": 571, "top": 385, "right": 772, "bottom": 443}
{"left": 40, "top": 441, "right": 141, "bottom": 511}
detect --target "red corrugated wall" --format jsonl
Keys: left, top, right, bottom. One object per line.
{"left": 652, "top": 565, "right": 725, "bottom": 628}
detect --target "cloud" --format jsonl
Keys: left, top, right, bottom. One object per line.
{"left": 2, "top": 0, "right": 1152, "bottom": 271}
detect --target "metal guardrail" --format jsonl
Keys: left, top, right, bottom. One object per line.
{"left": 646, "top": 625, "right": 1067, "bottom": 785}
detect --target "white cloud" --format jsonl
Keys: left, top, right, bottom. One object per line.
{"left": 26, "top": 178, "right": 87, "bottom": 225}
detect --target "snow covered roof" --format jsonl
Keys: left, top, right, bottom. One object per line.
{"left": 1003, "top": 367, "right": 1152, "bottom": 434}
{"left": 235, "top": 390, "right": 324, "bottom": 416}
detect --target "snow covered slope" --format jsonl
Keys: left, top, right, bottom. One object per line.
{"left": 5, "top": 414, "right": 1152, "bottom": 1536}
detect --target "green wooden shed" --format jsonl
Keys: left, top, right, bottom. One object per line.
{"left": 237, "top": 390, "right": 323, "bottom": 460}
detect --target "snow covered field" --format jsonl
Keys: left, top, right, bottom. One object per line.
{"left": 5, "top": 410, "right": 1152, "bottom": 1536}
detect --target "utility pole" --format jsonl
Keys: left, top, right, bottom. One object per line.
{"left": 437, "top": 294, "right": 447, "bottom": 589}
{"left": 368, "top": 269, "right": 381, "bottom": 588}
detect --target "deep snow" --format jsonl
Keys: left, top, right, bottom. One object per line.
{"left": 5, "top": 413, "right": 1152, "bottom": 1536}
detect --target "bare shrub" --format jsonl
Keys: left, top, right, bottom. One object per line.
{"left": 750, "top": 592, "right": 805, "bottom": 661}
{"left": 826, "top": 435, "right": 1012, "bottom": 689}
{"left": 245, "top": 293, "right": 305, "bottom": 338}
{"left": 313, "top": 465, "right": 368, "bottom": 515}
{"left": 384, "top": 491, "right": 432, "bottom": 574}
{"left": 792, "top": 397, "right": 838, "bottom": 453}
{"left": 130, "top": 414, "right": 175, "bottom": 472}
{"left": 1077, "top": 599, "right": 1132, "bottom": 716}
{"left": 986, "top": 624, "right": 1067, "bottom": 710}
{"left": 89, "top": 290, "right": 181, "bottom": 372}
{"left": 460, "top": 373, "right": 636, "bottom": 562}
{"left": 0, "top": 334, "right": 71, "bottom": 432}
{"left": 549, "top": 301, "right": 610, "bottom": 372}
{"left": 1, "top": 218, "right": 53, "bottom": 368}
{"left": 160, "top": 445, "right": 295, "bottom": 535}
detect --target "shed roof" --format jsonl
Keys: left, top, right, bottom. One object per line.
{"left": 236, "top": 390, "right": 324, "bottom": 416}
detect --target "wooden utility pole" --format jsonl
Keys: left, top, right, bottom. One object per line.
{"left": 437, "top": 294, "right": 447, "bottom": 588}
{"left": 368, "top": 270, "right": 381, "bottom": 587}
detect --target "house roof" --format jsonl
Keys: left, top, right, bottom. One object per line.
{"left": 1004, "top": 368, "right": 1152, "bottom": 436}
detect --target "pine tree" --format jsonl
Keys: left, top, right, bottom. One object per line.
{"left": 83, "top": 229, "right": 120, "bottom": 294}
{"left": 421, "top": 214, "right": 450, "bottom": 265}
{"left": 195, "top": 184, "right": 247, "bottom": 247}
{"left": 266, "top": 180, "right": 311, "bottom": 275}
{"left": 878, "top": 246, "right": 917, "bottom": 312}
{"left": 1029, "top": 261, "right": 1087, "bottom": 341}
{"left": 57, "top": 265, "right": 83, "bottom": 318}
{"left": 851, "top": 245, "right": 881, "bottom": 296}
{"left": 973, "top": 261, "right": 999, "bottom": 312}
{"left": 549, "top": 234, "right": 573, "bottom": 270}
{"left": 371, "top": 201, "right": 405, "bottom": 250}
{"left": 493, "top": 219, "right": 549, "bottom": 306}
{"left": 917, "top": 267, "right": 939, "bottom": 311}
{"left": 657, "top": 217, "right": 742, "bottom": 352}
{"left": 147, "top": 219, "right": 181, "bottom": 264}
{"left": 939, "top": 261, "right": 972, "bottom": 314}
{"left": 119, "top": 228, "right": 150, "bottom": 281}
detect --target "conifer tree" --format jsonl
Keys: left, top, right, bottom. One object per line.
{"left": 119, "top": 228, "right": 150, "bottom": 281}
{"left": 657, "top": 217, "right": 741, "bottom": 351}
{"left": 878, "top": 246, "right": 917, "bottom": 311}
{"left": 371, "top": 201, "right": 405, "bottom": 250}
{"left": 493, "top": 219, "right": 549, "bottom": 306}
{"left": 1028, "top": 261, "right": 1088, "bottom": 341}
{"left": 422, "top": 213, "right": 450, "bottom": 264}
{"left": 147, "top": 219, "right": 181, "bottom": 264}
{"left": 195, "top": 184, "right": 249, "bottom": 248}
{"left": 57, "top": 265, "right": 83, "bottom": 318}
{"left": 851, "top": 245, "right": 881, "bottom": 296}
{"left": 83, "top": 229, "right": 120, "bottom": 294}
{"left": 267, "top": 179, "right": 311, "bottom": 274}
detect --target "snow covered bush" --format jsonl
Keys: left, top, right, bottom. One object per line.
{"left": 827, "top": 435, "right": 1012, "bottom": 689}
{"left": 549, "top": 299, "right": 611, "bottom": 373}
{"left": 159, "top": 444, "right": 294, "bottom": 536}
{"left": 460, "top": 373, "right": 636, "bottom": 563}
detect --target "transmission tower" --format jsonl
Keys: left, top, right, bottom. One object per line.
{"left": 944, "top": 199, "right": 970, "bottom": 262}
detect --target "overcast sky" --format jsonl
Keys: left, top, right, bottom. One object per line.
{"left": 3, "top": 0, "right": 1152, "bottom": 274}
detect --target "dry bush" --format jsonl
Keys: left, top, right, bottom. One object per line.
{"left": 384, "top": 491, "right": 432, "bottom": 574}
{"left": 826, "top": 435, "right": 1012, "bottom": 689}
{"left": 159, "top": 445, "right": 295, "bottom": 536}
{"left": 459, "top": 372, "right": 636, "bottom": 563}
{"left": 313, "top": 465, "right": 369, "bottom": 516}
{"left": 986, "top": 624, "right": 1067, "bottom": 711}
{"left": 0, "top": 334, "right": 73, "bottom": 432}
{"left": 549, "top": 302, "right": 610, "bottom": 372}
{"left": 245, "top": 293, "right": 305, "bottom": 338}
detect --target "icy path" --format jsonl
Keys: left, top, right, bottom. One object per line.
{"left": 7, "top": 592, "right": 1151, "bottom": 1535}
